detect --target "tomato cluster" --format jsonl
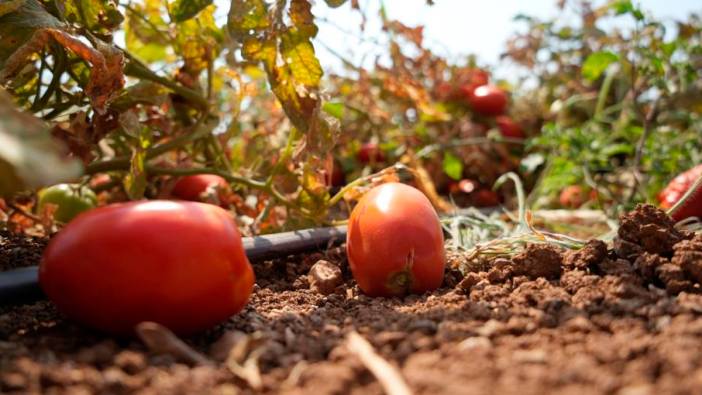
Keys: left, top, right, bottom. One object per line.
{"left": 434, "top": 68, "right": 524, "bottom": 140}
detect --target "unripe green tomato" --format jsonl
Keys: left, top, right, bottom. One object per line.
{"left": 38, "top": 184, "right": 97, "bottom": 223}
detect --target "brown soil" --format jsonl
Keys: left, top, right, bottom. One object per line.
{"left": 2, "top": 204, "right": 702, "bottom": 394}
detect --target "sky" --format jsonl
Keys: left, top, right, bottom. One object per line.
{"left": 309, "top": 0, "right": 702, "bottom": 80}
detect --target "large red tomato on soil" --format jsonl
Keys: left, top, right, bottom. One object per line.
{"left": 468, "top": 85, "right": 508, "bottom": 116}
{"left": 495, "top": 116, "right": 524, "bottom": 139}
{"left": 659, "top": 164, "right": 702, "bottom": 221}
{"left": 172, "top": 174, "right": 229, "bottom": 203}
{"left": 346, "top": 183, "right": 445, "bottom": 297}
{"left": 39, "top": 200, "right": 255, "bottom": 335}
{"left": 357, "top": 143, "right": 385, "bottom": 164}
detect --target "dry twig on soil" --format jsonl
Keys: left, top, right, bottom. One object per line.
{"left": 135, "top": 321, "right": 210, "bottom": 365}
{"left": 346, "top": 331, "right": 413, "bottom": 395}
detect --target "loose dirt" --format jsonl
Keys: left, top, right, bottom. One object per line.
{"left": 1, "top": 204, "right": 702, "bottom": 394}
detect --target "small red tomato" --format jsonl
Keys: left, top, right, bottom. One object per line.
{"left": 330, "top": 163, "right": 346, "bottom": 187}
{"left": 433, "top": 82, "right": 455, "bottom": 101}
{"left": 347, "top": 183, "right": 445, "bottom": 297}
{"left": 449, "top": 179, "right": 478, "bottom": 195}
{"left": 559, "top": 185, "right": 587, "bottom": 208}
{"left": 39, "top": 201, "right": 254, "bottom": 335}
{"left": 357, "top": 143, "right": 385, "bottom": 164}
{"left": 495, "top": 116, "right": 525, "bottom": 139}
{"left": 473, "top": 189, "right": 501, "bottom": 207}
{"left": 172, "top": 174, "right": 229, "bottom": 203}
{"left": 659, "top": 164, "right": 702, "bottom": 221}
{"left": 468, "top": 85, "right": 508, "bottom": 116}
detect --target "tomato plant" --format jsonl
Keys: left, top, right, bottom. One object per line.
{"left": 37, "top": 184, "right": 97, "bottom": 223}
{"left": 468, "top": 85, "right": 508, "bottom": 116}
{"left": 39, "top": 200, "right": 255, "bottom": 335}
{"left": 346, "top": 183, "right": 445, "bottom": 297}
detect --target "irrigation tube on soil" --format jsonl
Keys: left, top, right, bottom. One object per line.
{"left": 0, "top": 225, "right": 348, "bottom": 306}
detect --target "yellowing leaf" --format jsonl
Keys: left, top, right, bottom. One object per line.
{"left": 227, "top": 0, "right": 268, "bottom": 41}
{"left": 280, "top": 29, "right": 323, "bottom": 87}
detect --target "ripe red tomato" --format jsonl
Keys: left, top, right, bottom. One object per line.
{"left": 330, "top": 163, "right": 346, "bottom": 187}
{"left": 357, "top": 143, "right": 385, "bottom": 164}
{"left": 449, "top": 179, "right": 478, "bottom": 195}
{"left": 39, "top": 200, "right": 255, "bottom": 335}
{"left": 433, "top": 82, "right": 456, "bottom": 101}
{"left": 559, "top": 185, "right": 587, "bottom": 208}
{"left": 473, "top": 189, "right": 501, "bottom": 207}
{"left": 468, "top": 85, "right": 508, "bottom": 116}
{"left": 659, "top": 164, "right": 702, "bottom": 221}
{"left": 495, "top": 116, "right": 524, "bottom": 139}
{"left": 172, "top": 174, "right": 229, "bottom": 203}
{"left": 346, "top": 183, "right": 445, "bottom": 297}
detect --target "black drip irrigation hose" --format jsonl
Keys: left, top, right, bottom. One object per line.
{"left": 0, "top": 225, "right": 348, "bottom": 306}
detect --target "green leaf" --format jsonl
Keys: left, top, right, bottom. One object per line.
{"left": 170, "top": 0, "right": 212, "bottom": 22}
{"left": 610, "top": 0, "right": 644, "bottom": 21}
{"left": 0, "top": 88, "right": 82, "bottom": 197}
{"left": 322, "top": 102, "right": 345, "bottom": 119}
{"left": 323, "top": 0, "right": 347, "bottom": 7}
{"left": 582, "top": 51, "right": 619, "bottom": 82}
{"left": 442, "top": 152, "right": 463, "bottom": 180}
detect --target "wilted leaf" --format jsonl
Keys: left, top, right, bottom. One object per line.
{"left": 442, "top": 152, "right": 463, "bottom": 180}
{"left": 170, "top": 0, "right": 212, "bottom": 22}
{"left": 0, "top": 88, "right": 82, "bottom": 197}
{"left": 582, "top": 51, "right": 619, "bottom": 82}
{"left": 0, "top": 0, "right": 63, "bottom": 70}
{"left": 0, "top": 1, "right": 125, "bottom": 113}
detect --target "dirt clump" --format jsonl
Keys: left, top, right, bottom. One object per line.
{"left": 512, "top": 244, "right": 563, "bottom": 280}
{"left": 0, "top": 230, "right": 48, "bottom": 271}
{"left": 616, "top": 204, "right": 689, "bottom": 257}
{"left": 308, "top": 260, "right": 343, "bottom": 295}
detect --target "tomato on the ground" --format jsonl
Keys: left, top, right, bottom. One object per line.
{"left": 346, "top": 183, "right": 445, "bottom": 297}
{"left": 39, "top": 200, "right": 255, "bottom": 335}
{"left": 171, "top": 174, "right": 229, "bottom": 204}
{"left": 357, "top": 143, "right": 385, "bottom": 164}
{"left": 468, "top": 85, "right": 508, "bottom": 116}
{"left": 495, "top": 116, "right": 525, "bottom": 139}
{"left": 37, "top": 184, "right": 97, "bottom": 223}
{"left": 659, "top": 164, "right": 702, "bottom": 221}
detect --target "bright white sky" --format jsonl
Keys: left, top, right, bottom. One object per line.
{"left": 309, "top": 0, "right": 701, "bottom": 80}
